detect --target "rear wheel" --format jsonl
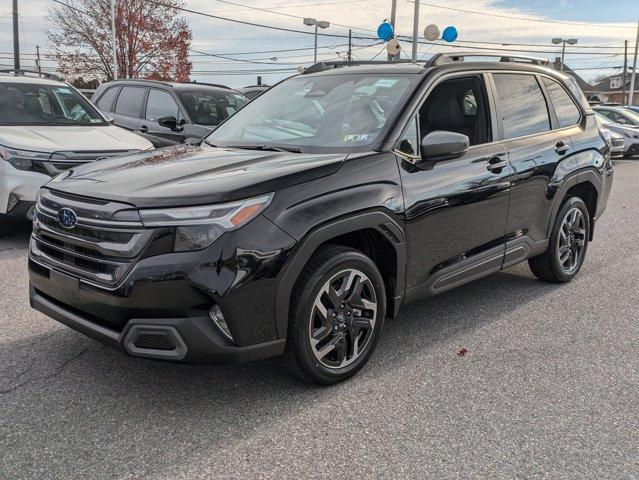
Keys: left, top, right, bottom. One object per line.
{"left": 284, "top": 245, "right": 386, "bottom": 385}
{"left": 529, "top": 196, "right": 590, "bottom": 283}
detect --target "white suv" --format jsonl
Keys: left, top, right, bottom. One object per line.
{"left": 0, "top": 70, "right": 153, "bottom": 226}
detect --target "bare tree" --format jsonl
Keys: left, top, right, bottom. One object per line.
{"left": 46, "top": 0, "right": 192, "bottom": 82}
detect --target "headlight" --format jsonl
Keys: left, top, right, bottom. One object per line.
{"left": 598, "top": 127, "right": 611, "bottom": 147}
{"left": 139, "top": 194, "right": 272, "bottom": 251}
{"left": 0, "top": 145, "right": 50, "bottom": 171}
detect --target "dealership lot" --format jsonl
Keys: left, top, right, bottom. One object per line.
{"left": 0, "top": 160, "right": 638, "bottom": 479}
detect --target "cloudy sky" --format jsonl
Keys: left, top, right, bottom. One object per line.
{"left": 0, "top": 0, "right": 637, "bottom": 88}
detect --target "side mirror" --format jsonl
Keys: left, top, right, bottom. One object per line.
{"left": 158, "top": 115, "right": 185, "bottom": 132}
{"left": 420, "top": 131, "right": 469, "bottom": 162}
{"left": 104, "top": 114, "right": 115, "bottom": 125}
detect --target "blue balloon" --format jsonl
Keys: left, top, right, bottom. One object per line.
{"left": 377, "top": 22, "right": 394, "bottom": 41}
{"left": 442, "top": 26, "right": 458, "bottom": 42}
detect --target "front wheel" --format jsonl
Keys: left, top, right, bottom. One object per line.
{"left": 529, "top": 196, "right": 590, "bottom": 283}
{"left": 284, "top": 246, "right": 386, "bottom": 385}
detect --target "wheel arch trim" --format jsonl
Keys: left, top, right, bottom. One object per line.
{"left": 546, "top": 168, "right": 601, "bottom": 239}
{"left": 273, "top": 211, "right": 406, "bottom": 339}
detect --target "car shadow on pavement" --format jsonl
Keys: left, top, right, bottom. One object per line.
{"left": 0, "top": 262, "right": 565, "bottom": 477}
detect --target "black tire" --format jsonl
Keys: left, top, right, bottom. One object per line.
{"left": 529, "top": 196, "right": 590, "bottom": 283}
{"left": 284, "top": 245, "right": 386, "bottom": 385}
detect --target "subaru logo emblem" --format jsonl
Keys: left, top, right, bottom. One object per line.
{"left": 57, "top": 207, "right": 77, "bottom": 229}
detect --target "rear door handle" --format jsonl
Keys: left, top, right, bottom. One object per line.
{"left": 139, "top": 125, "right": 149, "bottom": 133}
{"left": 486, "top": 156, "right": 508, "bottom": 173}
{"left": 555, "top": 140, "right": 570, "bottom": 155}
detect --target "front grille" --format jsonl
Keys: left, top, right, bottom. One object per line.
{"left": 611, "top": 138, "right": 624, "bottom": 148}
{"left": 30, "top": 190, "right": 155, "bottom": 287}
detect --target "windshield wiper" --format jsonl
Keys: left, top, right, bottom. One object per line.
{"left": 225, "top": 144, "right": 303, "bottom": 153}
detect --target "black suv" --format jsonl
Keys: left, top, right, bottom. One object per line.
{"left": 93, "top": 79, "right": 248, "bottom": 146}
{"left": 28, "top": 55, "right": 613, "bottom": 385}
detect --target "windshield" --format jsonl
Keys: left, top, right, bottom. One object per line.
{"left": 0, "top": 82, "right": 106, "bottom": 126}
{"left": 179, "top": 90, "right": 248, "bottom": 126}
{"left": 206, "top": 73, "right": 415, "bottom": 153}
{"left": 594, "top": 112, "right": 612, "bottom": 125}
{"left": 621, "top": 108, "right": 639, "bottom": 125}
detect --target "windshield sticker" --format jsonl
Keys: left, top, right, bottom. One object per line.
{"left": 89, "top": 118, "right": 102, "bottom": 123}
{"left": 374, "top": 78, "right": 399, "bottom": 88}
{"left": 55, "top": 87, "right": 73, "bottom": 94}
{"left": 233, "top": 94, "right": 245, "bottom": 100}
{"left": 343, "top": 133, "right": 374, "bottom": 143}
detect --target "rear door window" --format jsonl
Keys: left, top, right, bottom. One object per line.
{"left": 114, "top": 86, "right": 146, "bottom": 118}
{"left": 542, "top": 77, "right": 581, "bottom": 128}
{"left": 493, "top": 73, "right": 550, "bottom": 139}
{"left": 96, "top": 86, "right": 118, "bottom": 112}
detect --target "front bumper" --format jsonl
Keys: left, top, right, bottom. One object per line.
{"left": 29, "top": 284, "right": 285, "bottom": 363}
{"left": 0, "top": 161, "right": 49, "bottom": 215}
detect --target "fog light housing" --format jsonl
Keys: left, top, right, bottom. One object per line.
{"left": 209, "top": 305, "right": 235, "bottom": 343}
{"left": 7, "top": 193, "right": 19, "bottom": 212}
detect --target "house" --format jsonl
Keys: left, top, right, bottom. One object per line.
{"left": 589, "top": 72, "right": 639, "bottom": 105}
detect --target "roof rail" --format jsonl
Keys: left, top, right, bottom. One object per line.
{"left": 108, "top": 78, "right": 174, "bottom": 87}
{"left": 187, "top": 81, "right": 231, "bottom": 89}
{"left": 0, "top": 68, "right": 62, "bottom": 82}
{"left": 302, "top": 59, "right": 414, "bottom": 74}
{"left": 426, "top": 53, "right": 551, "bottom": 67}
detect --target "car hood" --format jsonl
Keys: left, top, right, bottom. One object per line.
{"left": 0, "top": 125, "right": 153, "bottom": 152}
{"left": 604, "top": 123, "right": 639, "bottom": 136}
{"left": 47, "top": 144, "right": 347, "bottom": 208}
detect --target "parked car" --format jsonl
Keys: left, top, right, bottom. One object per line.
{"left": 239, "top": 85, "right": 270, "bottom": 100}
{"left": 593, "top": 105, "right": 639, "bottom": 127}
{"left": 29, "top": 55, "right": 613, "bottom": 385}
{"left": 0, "top": 70, "right": 152, "bottom": 231}
{"left": 624, "top": 106, "right": 639, "bottom": 114}
{"left": 594, "top": 112, "right": 636, "bottom": 158}
{"left": 93, "top": 79, "right": 249, "bottom": 147}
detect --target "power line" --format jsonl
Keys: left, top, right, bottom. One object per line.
{"left": 414, "top": 2, "right": 637, "bottom": 30}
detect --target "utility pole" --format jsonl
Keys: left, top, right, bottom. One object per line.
{"left": 387, "top": 0, "right": 397, "bottom": 61}
{"left": 628, "top": 19, "right": 639, "bottom": 107}
{"left": 111, "top": 0, "right": 118, "bottom": 79}
{"left": 36, "top": 45, "right": 41, "bottom": 74}
{"left": 347, "top": 29, "right": 352, "bottom": 65}
{"left": 622, "top": 40, "right": 628, "bottom": 105}
{"left": 12, "top": 0, "right": 20, "bottom": 70}
{"left": 411, "top": 0, "right": 420, "bottom": 62}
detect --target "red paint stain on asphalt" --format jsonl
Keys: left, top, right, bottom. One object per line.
{"left": 458, "top": 348, "right": 468, "bottom": 357}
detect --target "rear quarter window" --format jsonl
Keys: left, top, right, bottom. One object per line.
{"left": 542, "top": 77, "right": 581, "bottom": 128}
{"left": 96, "top": 86, "right": 118, "bottom": 112}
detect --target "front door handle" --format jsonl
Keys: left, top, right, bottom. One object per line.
{"left": 139, "top": 125, "right": 149, "bottom": 133}
{"left": 486, "top": 156, "right": 508, "bottom": 173}
{"left": 555, "top": 140, "right": 570, "bottom": 155}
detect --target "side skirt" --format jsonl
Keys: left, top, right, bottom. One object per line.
{"left": 402, "top": 236, "right": 548, "bottom": 305}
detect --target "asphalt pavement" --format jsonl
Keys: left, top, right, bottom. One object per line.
{"left": 1, "top": 161, "right": 638, "bottom": 479}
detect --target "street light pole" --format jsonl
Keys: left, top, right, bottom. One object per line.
{"left": 628, "top": 19, "right": 639, "bottom": 107}
{"left": 387, "top": 0, "right": 397, "bottom": 61}
{"left": 552, "top": 37, "right": 578, "bottom": 72}
{"left": 12, "top": 0, "right": 20, "bottom": 70}
{"left": 411, "top": 0, "right": 420, "bottom": 62}
{"left": 304, "top": 18, "right": 330, "bottom": 64}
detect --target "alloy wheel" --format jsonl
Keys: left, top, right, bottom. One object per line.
{"left": 557, "top": 207, "right": 586, "bottom": 274}
{"left": 309, "top": 268, "right": 377, "bottom": 369}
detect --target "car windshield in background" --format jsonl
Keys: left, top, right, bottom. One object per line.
{"left": 178, "top": 90, "right": 248, "bottom": 126}
{"left": 206, "top": 73, "right": 415, "bottom": 153}
{"left": 0, "top": 82, "right": 106, "bottom": 126}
